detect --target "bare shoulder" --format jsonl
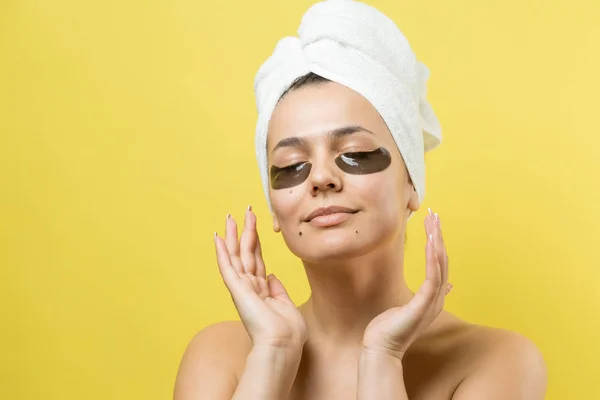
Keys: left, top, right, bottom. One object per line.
{"left": 462, "top": 324, "right": 545, "bottom": 370}
{"left": 180, "top": 320, "right": 251, "bottom": 364}
{"left": 174, "top": 321, "right": 251, "bottom": 400}
{"left": 404, "top": 312, "right": 547, "bottom": 399}
{"left": 441, "top": 314, "right": 548, "bottom": 399}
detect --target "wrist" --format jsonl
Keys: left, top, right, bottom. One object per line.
{"left": 361, "top": 343, "right": 405, "bottom": 363}
{"left": 358, "top": 346, "right": 407, "bottom": 400}
{"left": 253, "top": 337, "right": 305, "bottom": 354}
{"left": 233, "top": 344, "right": 303, "bottom": 400}
{"left": 251, "top": 342, "right": 304, "bottom": 365}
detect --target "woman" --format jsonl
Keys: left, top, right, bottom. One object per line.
{"left": 175, "top": 1, "right": 547, "bottom": 399}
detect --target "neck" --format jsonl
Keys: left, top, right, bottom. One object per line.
{"left": 298, "top": 233, "right": 414, "bottom": 350}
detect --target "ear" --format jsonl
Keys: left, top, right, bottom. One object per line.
{"left": 272, "top": 212, "right": 281, "bottom": 233}
{"left": 407, "top": 181, "right": 420, "bottom": 214}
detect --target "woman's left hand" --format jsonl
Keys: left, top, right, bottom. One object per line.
{"left": 362, "top": 209, "right": 451, "bottom": 360}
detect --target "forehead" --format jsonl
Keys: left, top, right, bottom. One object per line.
{"left": 267, "top": 81, "right": 392, "bottom": 147}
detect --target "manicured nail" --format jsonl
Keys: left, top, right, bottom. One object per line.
{"left": 428, "top": 207, "right": 433, "bottom": 216}
{"left": 435, "top": 212, "right": 439, "bottom": 223}
{"left": 213, "top": 231, "right": 217, "bottom": 238}
{"left": 226, "top": 213, "right": 231, "bottom": 219}
{"left": 247, "top": 205, "right": 252, "bottom": 211}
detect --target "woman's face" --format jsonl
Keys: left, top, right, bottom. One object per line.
{"left": 266, "top": 81, "right": 420, "bottom": 262}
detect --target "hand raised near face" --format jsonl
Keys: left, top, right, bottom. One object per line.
{"left": 362, "top": 209, "right": 451, "bottom": 359}
{"left": 214, "top": 207, "right": 307, "bottom": 351}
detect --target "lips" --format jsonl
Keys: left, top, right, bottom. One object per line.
{"left": 304, "top": 206, "right": 359, "bottom": 222}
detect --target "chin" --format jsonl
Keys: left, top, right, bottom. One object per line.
{"left": 284, "top": 225, "right": 382, "bottom": 263}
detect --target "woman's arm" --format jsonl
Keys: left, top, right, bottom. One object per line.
{"left": 173, "top": 323, "right": 304, "bottom": 400}
{"left": 174, "top": 209, "right": 307, "bottom": 399}
{"left": 232, "top": 344, "right": 303, "bottom": 400}
{"left": 358, "top": 211, "right": 448, "bottom": 400}
{"left": 357, "top": 348, "right": 408, "bottom": 400}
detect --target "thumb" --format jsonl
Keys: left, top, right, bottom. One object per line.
{"left": 267, "top": 274, "right": 293, "bottom": 304}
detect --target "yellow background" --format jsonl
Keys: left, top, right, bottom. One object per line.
{"left": 1, "top": 0, "right": 599, "bottom": 398}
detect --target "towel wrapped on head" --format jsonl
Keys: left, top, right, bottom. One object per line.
{"left": 254, "top": 0, "right": 442, "bottom": 219}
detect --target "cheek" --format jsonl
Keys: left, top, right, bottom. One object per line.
{"left": 347, "top": 173, "right": 404, "bottom": 245}
{"left": 269, "top": 185, "right": 306, "bottom": 223}
{"left": 346, "top": 169, "right": 402, "bottom": 211}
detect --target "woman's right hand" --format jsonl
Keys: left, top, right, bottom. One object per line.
{"left": 214, "top": 207, "right": 308, "bottom": 351}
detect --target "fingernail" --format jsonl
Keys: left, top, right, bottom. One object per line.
{"left": 213, "top": 231, "right": 217, "bottom": 238}
{"left": 435, "top": 212, "right": 439, "bottom": 223}
{"left": 429, "top": 233, "right": 433, "bottom": 244}
{"left": 247, "top": 205, "right": 252, "bottom": 211}
{"left": 446, "top": 283, "right": 453, "bottom": 295}
{"left": 428, "top": 207, "right": 433, "bottom": 216}
{"left": 226, "top": 213, "right": 231, "bottom": 219}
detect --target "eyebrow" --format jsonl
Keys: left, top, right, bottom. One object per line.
{"left": 272, "top": 125, "right": 375, "bottom": 153}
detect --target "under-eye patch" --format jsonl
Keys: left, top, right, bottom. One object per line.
{"left": 335, "top": 147, "right": 391, "bottom": 174}
{"left": 269, "top": 147, "right": 391, "bottom": 190}
{"left": 270, "top": 161, "right": 312, "bottom": 190}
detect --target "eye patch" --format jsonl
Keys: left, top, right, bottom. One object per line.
{"left": 270, "top": 147, "right": 391, "bottom": 190}
{"left": 335, "top": 147, "right": 391, "bottom": 174}
{"left": 269, "top": 161, "right": 312, "bottom": 190}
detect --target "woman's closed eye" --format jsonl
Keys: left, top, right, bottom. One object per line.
{"left": 335, "top": 147, "right": 392, "bottom": 174}
{"left": 270, "top": 161, "right": 312, "bottom": 190}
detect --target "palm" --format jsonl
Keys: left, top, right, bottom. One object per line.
{"left": 363, "top": 211, "right": 451, "bottom": 359}
{"left": 214, "top": 208, "right": 307, "bottom": 348}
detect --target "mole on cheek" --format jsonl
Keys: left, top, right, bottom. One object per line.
{"left": 299, "top": 231, "right": 303, "bottom": 236}
{"left": 355, "top": 230, "right": 359, "bottom": 234}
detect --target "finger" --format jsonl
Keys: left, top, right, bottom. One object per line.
{"left": 433, "top": 220, "right": 448, "bottom": 296}
{"left": 427, "top": 209, "right": 442, "bottom": 262}
{"left": 239, "top": 208, "right": 258, "bottom": 275}
{"left": 257, "top": 274, "right": 270, "bottom": 298}
{"left": 445, "top": 283, "right": 453, "bottom": 296}
{"left": 424, "top": 227, "right": 443, "bottom": 296}
{"left": 254, "top": 220, "right": 267, "bottom": 280}
{"left": 225, "top": 215, "right": 244, "bottom": 273}
{"left": 426, "top": 210, "right": 446, "bottom": 300}
{"left": 267, "top": 274, "right": 294, "bottom": 305}
{"left": 264, "top": 294, "right": 298, "bottom": 321}
{"left": 421, "top": 229, "right": 449, "bottom": 327}
{"left": 432, "top": 213, "right": 448, "bottom": 285}
{"left": 430, "top": 232, "right": 450, "bottom": 317}
{"left": 215, "top": 234, "right": 272, "bottom": 316}
{"left": 424, "top": 212, "right": 443, "bottom": 289}
{"left": 426, "top": 212, "right": 449, "bottom": 315}
{"left": 214, "top": 233, "right": 241, "bottom": 291}
{"left": 407, "top": 230, "right": 441, "bottom": 319}
{"left": 247, "top": 274, "right": 263, "bottom": 296}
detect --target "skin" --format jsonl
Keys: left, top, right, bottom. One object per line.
{"left": 174, "top": 82, "right": 548, "bottom": 399}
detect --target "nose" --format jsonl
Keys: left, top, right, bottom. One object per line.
{"left": 308, "top": 156, "right": 343, "bottom": 197}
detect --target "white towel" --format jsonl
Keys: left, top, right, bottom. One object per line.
{"left": 254, "top": 0, "right": 442, "bottom": 220}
